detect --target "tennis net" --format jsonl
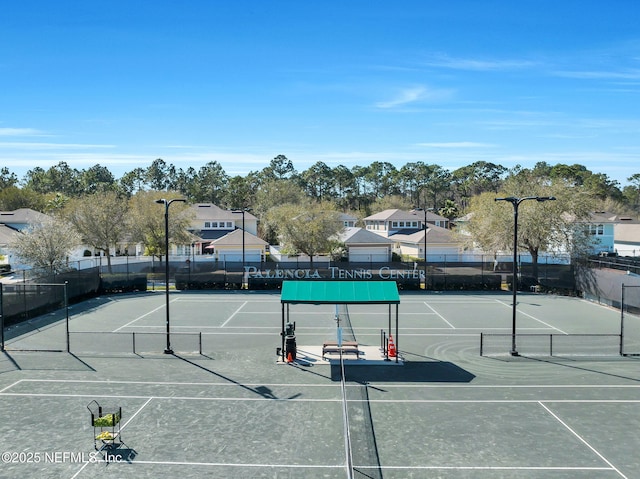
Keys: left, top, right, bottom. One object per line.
{"left": 480, "top": 332, "right": 622, "bottom": 357}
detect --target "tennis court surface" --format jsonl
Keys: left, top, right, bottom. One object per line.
{"left": 1, "top": 290, "right": 639, "bottom": 478}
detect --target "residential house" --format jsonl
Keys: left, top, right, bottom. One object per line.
{"left": 336, "top": 227, "right": 395, "bottom": 262}
{"left": 389, "top": 224, "right": 460, "bottom": 260}
{"left": 0, "top": 224, "right": 19, "bottom": 263}
{"left": 363, "top": 209, "right": 460, "bottom": 259}
{"left": 187, "top": 203, "right": 258, "bottom": 255}
{"left": 205, "top": 228, "right": 268, "bottom": 263}
{"left": 364, "top": 208, "right": 449, "bottom": 236}
{"left": 584, "top": 211, "right": 630, "bottom": 255}
{"left": 0, "top": 208, "right": 50, "bottom": 231}
{"left": 0, "top": 209, "right": 52, "bottom": 267}
{"left": 339, "top": 212, "right": 358, "bottom": 228}
{"left": 613, "top": 217, "right": 640, "bottom": 257}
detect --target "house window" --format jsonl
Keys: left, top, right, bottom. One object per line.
{"left": 226, "top": 222, "right": 233, "bottom": 228}
{"left": 588, "top": 224, "right": 604, "bottom": 235}
{"left": 204, "top": 222, "right": 211, "bottom": 228}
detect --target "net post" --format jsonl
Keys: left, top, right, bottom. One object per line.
{"left": 549, "top": 334, "right": 553, "bottom": 356}
{"left": 0, "top": 283, "right": 4, "bottom": 352}
{"left": 479, "top": 332, "right": 483, "bottom": 356}
{"left": 64, "top": 281, "right": 70, "bottom": 353}
{"left": 132, "top": 332, "right": 136, "bottom": 355}
{"left": 620, "top": 283, "right": 625, "bottom": 356}
{"left": 199, "top": 332, "right": 202, "bottom": 355}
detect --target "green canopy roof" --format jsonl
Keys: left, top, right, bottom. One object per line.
{"left": 280, "top": 281, "right": 400, "bottom": 304}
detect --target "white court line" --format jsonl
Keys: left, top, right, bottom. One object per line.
{"left": 120, "top": 396, "right": 153, "bottom": 430}
{"left": 119, "top": 460, "right": 343, "bottom": 468}
{"left": 3, "top": 390, "right": 639, "bottom": 404}
{"left": 74, "top": 460, "right": 611, "bottom": 472}
{"left": 220, "top": 301, "right": 247, "bottom": 327}
{"left": 11, "top": 379, "right": 640, "bottom": 389}
{"left": 13, "top": 378, "right": 340, "bottom": 387}
{"left": 539, "top": 402, "right": 629, "bottom": 479}
{"left": 494, "top": 299, "right": 568, "bottom": 334}
{"left": 0, "top": 392, "right": 340, "bottom": 401}
{"left": 113, "top": 298, "right": 179, "bottom": 332}
{"left": 361, "top": 466, "right": 613, "bottom": 471}
{"left": 424, "top": 302, "right": 456, "bottom": 329}
{"left": 0, "top": 379, "right": 23, "bottom": 393}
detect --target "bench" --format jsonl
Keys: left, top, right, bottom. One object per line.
{"left": 322, "top": 340, "right": 359, "bottom": 359}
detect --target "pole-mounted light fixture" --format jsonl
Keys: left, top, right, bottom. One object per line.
{"left": 494, "top": 196, "right": 556, "bottom": 355}
{"left": 155, "top": 198, "right": 186, "bottom": 354}
{"left": 231, "top": 207, "right": 252, "bottom": 289}
{"left": 412, "top": 207, "right": 434, "bottom": 292}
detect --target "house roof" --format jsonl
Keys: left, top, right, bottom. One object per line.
{"left": 189, "top": 203, "right": 257, "bottom": 221}
{"left": 197, "top": 230, "right": 233, "bottom": 241}
{"left": 0, "top": 224, "right": 19, "bottom": 245}
{"left": 390, "top": 223, "right": 457, "bottom": 245}
{"left": 589, "top": 211, "right": 636, "bottom": 223}
{"left": 364, "top": 208, "right": 445, "bottom": 222}
{"left": 0, "top": 208, "right": 50, "bottom": 226}
{"left": 210, "top": 229, "right": 268, "bottom": 246}
{"left": 338, "top": 212, "right": 358, "bottom": 222}
{"left": 336, "top": 227, "right": 394, "bottom": 245}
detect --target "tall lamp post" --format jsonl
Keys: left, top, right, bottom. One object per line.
{"left": 232, "top": 207, "right": 251, "bottom": 289}
{"left": 156, "top": 198, "right": 186, "bottom": 354}
{"left": 413, "top": 207, "right": 434, "bottom": 291}
{"left": 494, "top": 196, "right": 555, "bottom": 356}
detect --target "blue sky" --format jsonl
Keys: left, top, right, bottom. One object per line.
{"left": 1, "top": 0, "right": 639, "bottom": 186}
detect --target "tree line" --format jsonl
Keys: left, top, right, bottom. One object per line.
{"left": 1, "top": 155, "right": 639, "bottom": 217}
{"left": 3, "top": 155, "right": 639, "bottom": 277}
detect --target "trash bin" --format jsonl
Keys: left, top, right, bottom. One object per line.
{"left": 285, "top": 335, "right": 297, "bottom": 361}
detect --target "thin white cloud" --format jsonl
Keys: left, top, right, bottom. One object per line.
{"left": 375, "top": 86, "right": 454, "bottom": 109}
{"left": 422, "top": 54, "right": 536, "bottom": 71}
{"left": 0, "top": 142, "right": 114, "bottom": 150}
{"left": 416, "top": 142, "right": 497, "bottom": 148}
{"left": 553, "top": 69, "right": 640, "bottom": 80}
{"left": 0, "top": 128, "right": 45, "bottom": 136}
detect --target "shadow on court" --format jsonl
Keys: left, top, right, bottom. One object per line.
{"left": 523, "top": 355, "right": 640, "bottom": 382}
{"left": 0, "top": 350, "right": 97, "bottom": 374}
{"left": 173, "top": 353, "right": 302, "bottom": 400}
{"left": 335, "top": 360, "right": 475, "bottom": 383}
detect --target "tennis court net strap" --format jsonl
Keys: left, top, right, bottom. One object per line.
{"left": 336, "top": 304, "right": 356, "bottom": 342}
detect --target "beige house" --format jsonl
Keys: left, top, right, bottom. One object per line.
{"left": 363, "top": 209, "right": 460, "bottom": 259}
{"left": 335, "top": 227, "right": 395, "bottom": 262}
{"left": 187, "top": 203, "right": 258, "bottom": 255}
{"left": 614, "top": 220, "right": 640, "bottom": 257}
{"left": 205, "top": 228, "right": 268, "bottom": 263}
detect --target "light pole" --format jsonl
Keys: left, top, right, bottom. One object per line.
{"left": 494, "top": 196, "right": 556, "bottom": 356}
{"left": 232, "top": 207, "right": 251, "bottom": 289}
{"left": 413, "top": 207, "right": 434, "bottom": 291}
{"left": 155, "top": 198, "right": 186, "bottom": 354}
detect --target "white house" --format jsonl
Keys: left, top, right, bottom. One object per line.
{"left": 187, "top": 203, "right": 258, "bottom": 255}
{"left": 364, "top": 208, "right": 449, "bottom": 237}
{"left": 335, "top": 227, "right": 395, "bottom": 262}
{"left": 363, "top": 209, "right": 461, "bottom": 259}
{"left": 205, "top": 228, "right": 268, "bottom": 263}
